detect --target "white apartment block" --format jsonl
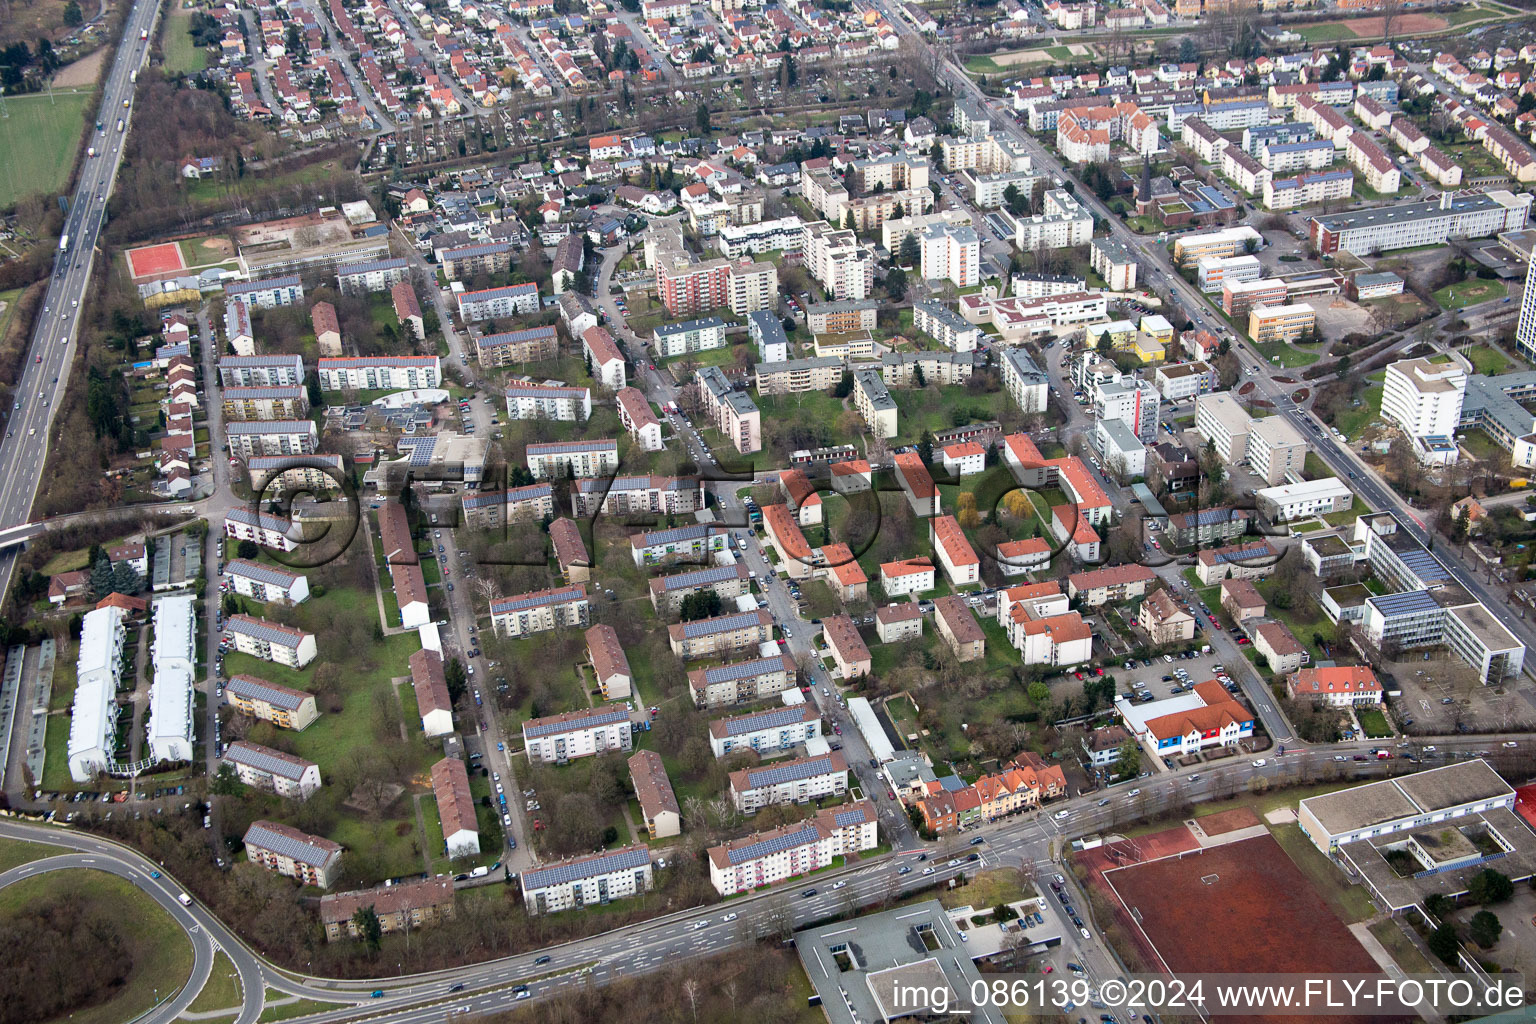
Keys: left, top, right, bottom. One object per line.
{"left": 1381, "top": 357, "right": 1466, "bottom": 442}
{"left": 1001, "top": 347, "right": 1050, "bottom": 414}
{"left": 707, "top": 802, "right": 877, "bottom": 896}
{"left": 456, "top": 282, "right": 541, "bottom": 321}
{"left": 520, "top": 846, "right": 653, "bottom": 915}
{"left": 854, "top": 368, "right": 899, "bottom": 439}
{"left": 227, "top": 420, "right": 319, "bottom": 460}
{"left": 522, "top": 705, "right": 633, "bottom": 763}
{"left": 1197, "top": 254, "right": 1262, "bottom": 293}
{"left": 1255, "top": 478, "right": 1355, "bottom": 521}
{"left": 616, "top": 388, "right": 664, "bottom": 451}
{"left": 919, "top": 223, "right": 981, "bottom": 288}
{"left": 582, "top": 326, "right": 626, "bottom": 390}
{"left": 1263, "top": 170, "right": 1354, "bottom": 211}
{"left": 804, "top": 221, "right": 876, "bottom": 300}
{"left": 1090, "top": 237, "right": 1138, "bottom": 292}
{"left": 504, "top": 382, "right": 592, "bottom": 421}
{"left": 653, "top": 316, "right": 727, "bottom": 358}
{"left": 223, "top": 741, "right": 323, "bottom": 799}
{"left": 729, "top": 752, "right": 848, "bottom": 813}
{"left": 1194, "top": 392, "right": 1252, "bottom": 465}
{"left": 490, "top": 584, "right": 591, "bottom": 638}
{"left": 755, "top": 356, "right": 845, "bottom": 395}
{"left": 696, "top": 366, "right": 762, "bottom": 454}
{"left": 222, "top": 558, "right": 311, "bottom": 604}
{"left": 526, "top": 439, "right": 619, "bottom": 479}
{"left": 748, "top": 310, "right": 790, "bottom": 363}
{"left": 708, "top": 703, "right": 822, "bottom": 758}
{"left": 316, "top": 356, "right": 441, "bottom": 391}
{"left": 1248, "top": 416, "right": 1309, "bottom": 486}
{"left": 571, "top": 475, "right": 703, "bottom": 518}
{"left": 718, "top": 216, "right": 805, "bottom": 258}
{"left": 914, "top": 300, "right": 983, "bottom": 352}
{"left": 224, "top": 507, "right": 299, "bottom": 553}
{"left": 68, "top": 606, "right": 126, "bottom": 781}
{"left": 688, "top": 653, "right": 798, "bottom": 707}
{"left": 226, "top": 614, "right": 317, "bottom": 668}
{"left": 218, "top": 354, "right": 305, "bottom": 389}
{"left": 1007, "top": 189, "right": 1094, "bottom": 249}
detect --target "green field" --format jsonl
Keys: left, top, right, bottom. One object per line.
{"left": 1433, "top": 278, "right": 1506, "bottom": 310}
{"left": 0, "top": 89, "right": 94, "bottom": 209}
{"left": 0, "top": 836, "right": 56, "bottom": 872}
{"left": 1252, "top": 341, "right": 1322, "bottom": 369}
{"left": 1357, "top": 708, "right": 1393, "bottom": 739}
{"left": 186, "top": 950, "right": 243, "bottom": 1014}
{"left": 0, "top": 869, "right": 193, "bottom": 1024}
{"left": 1463, "top": 345, "right": 1514, "bottom": 376}
{"left": 1293, "top": 21, "right": 1358, "bottom": 42}
{"left": 163, "top": 2, "right": 209, "bottom": 74}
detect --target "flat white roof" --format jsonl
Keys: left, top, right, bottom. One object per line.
{"left": 847, "top": 696, "right": 894, "bottom": 763}
{"left": 1255, "top": 477, "right": 1352, "bottom": 503}
{"left": 153, "top": 595, "right": 197, "bottom": 672}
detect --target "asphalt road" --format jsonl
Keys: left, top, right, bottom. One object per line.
{"left": 0, "top": 0, "right": 162, "bottom": 626}
{"left": 4, "top": 732, "right": 1523, "bottom": 1022}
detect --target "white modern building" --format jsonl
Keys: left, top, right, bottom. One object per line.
{"left": 1381, "top": 357, "right": 1467, "bottom": 464}
{"left": 520, "top": 846, "right": 654, "bottom": 915}
{"left": 68, "top": 606, "right": 127, "bottom": 782}
{"left": 147, "top": 595, "right": 196, "bottom": 765}
{"left": 1255, "top": 477, "right": 1355, "bottom": 521}
{"left": 317, "top": 356, "right": 441, "bottom": 391}
{"left": 522, "top": 705, "right": 633, "bottom": 763}
{"left": 222, "top": 559, "right": 310, "bottom": 604}
{"left": 707, "top": 802, "right": 878, "bottom": 896}
{"left": 708, "top": 703, "right": 822, "bottom": 758}
{"left": 653, "top": 317, "right": 728, "bottom": 358}
{"left": 504, "top": 382, "right": 592, "bottom": 422}
{"left": 919, "top": 223, "right": 981, "bottom": 288}
{"left": 226, "top": 614, "right": 317, "bottom": 668}
{"left": 223, "top": 741, "right": 323, "bottom": 799}
{"left": 1297, "top": 759, "right": 1515, "bottom": 854}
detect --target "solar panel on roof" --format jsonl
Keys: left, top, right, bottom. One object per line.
{"left": 522, "top": 846, "right": 649, "bottom": 890}
{"left": 724, "top": 705, "right": 806, "bottom": 735}
{"left": 230, "top": 617, "right": 305, "bottom": 647}
{"left": 832, "top": 806, "right": 869, "bottom": 827}
{"left": 492, "top": 587, "right": 584, "bottom": 615}
{"left": 225, "top": 743, "right": 311, "bottom": 779}
{"left": 744, "top": 755, "right": 837, "bottom": 788}
{"left": 523, "top": 705, "right": 628, "bottom": 738}
{"left": 1370, "top": 589, "right": 1440, "bottom": 615}
{"left": 683, "top": 611, "right": 762, "bottom": 638}
{"left": 246, "top": 823, "right": 335, "bottom": 866}
{"left": 703, "top": 657, "right": 781, "bottom": 683}
{"left": 726, "top": 825, "right": 821, "bottom": 865}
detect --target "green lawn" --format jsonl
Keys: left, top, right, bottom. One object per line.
{"left": 1357, "top": 708, "right": 1393, "bottom": 739}
{"left": 0, "top": 869, "right": 193, "bottom": 1024}
{"left": 1463, "top": 345, "right": 1514, "bottom": 376}
{"left": 1269, "top": 823, "right": 1378, "bottom": 924}
{"left": 163, "top": 1, "right": 209, "bottom": 73}
{"left": 42, "top": 714, "right": 75, "bottom": 791}
{"left": 0, "top": 286, "right": 22, "bottom": 341}
{"left": 0, "top": 836, "right": 56, "bottom": 872}
{"left": 1433, "top": 278, "right": 1505, "bottom": 310}
{"left": 186, "top": 950, "right": 243, "bottom": 1014}
{"left": 1368, "top": 918, "right": 1437, "bottom": 975}
{"left": 1329, "top": 384, "right": 1383, "bottom": 442}
{"left": 891, "top": 386, "right": 1012, "bottom": 441}
{"left": 0, "top": 89, "right": 94, "bottom": 209}
{"left": 1293, "top": 20, "right": 1358, "bottom": 41}
{"left": 258, "top": 997, "right": 351, "bottom": 1022}
{"left": 1253, "top": 340, "right": 1322, "bottom": 369}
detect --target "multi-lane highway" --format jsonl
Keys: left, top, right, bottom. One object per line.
{"left": 0, "top": 0, "right": 162, "bottom": 609}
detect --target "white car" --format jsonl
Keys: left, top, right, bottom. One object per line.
{"left": 1054, "top": 809, "right": 1070, "bottom": 819}
{"left": 1251, "top": 759, "right": 1267, "bottom": 767}
{"left": 721, "top": 912, "right": 737, "bottom": 922}
{"left": 832, "top": 880, "right": 847, "bottom": 889}
{"left": 922, "top": 867, "right": 936, "bottom": 876}
{"left": 1127, "top": 788, "right": 1141, "bottom": 797}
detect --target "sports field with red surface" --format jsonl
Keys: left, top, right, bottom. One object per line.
{"left": 126, "top": 241, "right": 185, "bottom": 280}
{"left": 1199, "top": 805, "right": 1262, "bottom": 836}
{"left": 1104, "top": 834, "right": 1379, "bottom": 981}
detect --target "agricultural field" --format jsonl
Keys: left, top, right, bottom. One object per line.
{"left": 0, "top": 89, "right": 94, "bottom": 209}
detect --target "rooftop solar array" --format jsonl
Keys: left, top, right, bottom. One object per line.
{"left": 224, "top": 741, "right": 314, "bottom": 780}
{"left": 1368, "top": 589, "right": 1441, "bottom": 616}
{"left": 742, "top": 754, "right": 839, "bottom": 789}
{"left": 522, "top": 846, "right": 650, "bottom": 891}
{"left": 224, "top": 559, "right": 301, "bottom": 586}
{"left": 490, "top": 586, "right": 586, "bottom": 615}
{"left": 703, "top": 657, "right": 784, "bottom": 683}
{"left": 523, "top": 705, "right": 630, "bottom": 738}
{"left": 227, "top": 675, "right": 309, "bottom": 711}
{"left": 228, "top": 616, "right": 307, "bottom": 646}
{"left": 721, "top": 705, "right": 809, "bottom": 736}
{"left": 681, "top": 611, "right": 764, "bottom": 639}
{"left": 245, "top": 822, "right": 336, "bottom": 866}
{"left": 635, "top": 524, "right": 716, "bottom": 546}
{"left": 725, "top": 824, "right": 822, "bottom": 865}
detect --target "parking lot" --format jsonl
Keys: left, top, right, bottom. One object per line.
{"left": 1387, "top": 654, "right": 1536, "bottom": 736}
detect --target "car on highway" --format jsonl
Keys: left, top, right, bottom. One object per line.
{"left": 533, "top": 955, "right": 551, "bottom": 965}
{"left": 801, "top": 888, "right": 817, "bottom": 898}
